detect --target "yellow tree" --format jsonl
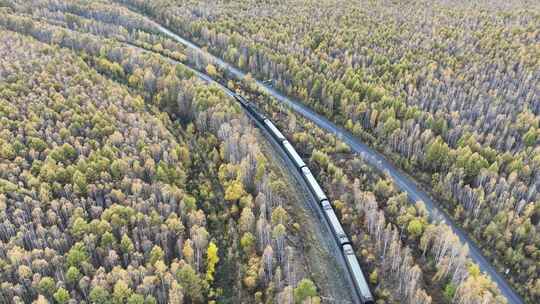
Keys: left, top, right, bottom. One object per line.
{"left": 206, "top": 64, "right": 218, "bottom": 77}
{"left": 224, "top": 180, "right": 245, "bottom": 202}
{"left": 206, "top": 242, "right": 219, "bottom": 283}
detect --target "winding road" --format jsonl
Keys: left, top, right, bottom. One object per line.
{"left": 153, "top": 24, "right": 526, "bottom": 304}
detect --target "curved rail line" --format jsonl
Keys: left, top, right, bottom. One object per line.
{"left": 128, "top": 45, "right": 364, "bottom": 303}
{"left": 153, "top": 23, "right": 524, "bottom": 304}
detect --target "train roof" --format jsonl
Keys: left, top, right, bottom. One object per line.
{"left": 283, "top": 140, "right": 306, "bottom": 168}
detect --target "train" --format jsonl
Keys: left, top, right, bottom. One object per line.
{"left": 233, "top": 94, "right": 375, "bottom": 304}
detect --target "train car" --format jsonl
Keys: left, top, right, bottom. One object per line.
{"left": 301, "top": 167, "right": 327, "bottom": 202}
{"left": 321, "top": 200, "right": 351, "bottom": 246}
{"left": 246, "top": 103, "right": 266, "bottom": 121}
{"left": 239, "top": 96, "right": 250, "bottom": 107}
{"left": 243, "top": 101, "right": 255, "bottom": 114}
{"left": 343, "top": 244, "right": 375, "bottom": 304}
{"left": 283, "top": 140, "right": 306, "bottom": 168}
{"left": 232, "top": 95, "right": 267, "bottom": 122}
{"left": 233, "top": 94, "right": 248, "bottom": 107}
{"left": 263, "top": 119, "right": 286, "bottom": 142}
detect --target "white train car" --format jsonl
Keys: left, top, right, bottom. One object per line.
{"left": 263, "top": 119, "right": 286, "bottom": 142}
{"left": 343, "top": 244, "right": 375, "bottom": 304}
{"left": 283, "top": 140, "right": 306, "bottom": 168}
{"left": 322, "top": 200, "right": 350, "bottom": 245}
{"left": 301, "top": 167, "right": 327, "bottom": 202}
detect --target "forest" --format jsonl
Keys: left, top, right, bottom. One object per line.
{"left": 113, "top": 0, "right": 539, "bottom": 303}
{"left": 231, "top": 76, "right": 509, "bottom": 303}
{"left": 0, "top": 0, "right": 538, "bottom": 303}
{"left": 0, "top": 1, "right": 333, "bottom": 303}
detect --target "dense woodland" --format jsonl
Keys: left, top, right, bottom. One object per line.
{"left": 0, "top": 1, "right": 328, "bottom": 303}
{"left": 0, "top": 0, "right": 538, "bottom": 303}
{"left": 234, "top": 76, "right": 506, "bottom": 304}
{"left": 115, "top": 0, "right": 540, "bottom": 302}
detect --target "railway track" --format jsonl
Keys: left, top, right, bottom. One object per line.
{"left": 123, "top": 44, "right": 364, "bottom": 303}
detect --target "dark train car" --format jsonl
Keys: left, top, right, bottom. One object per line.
{"left": 247, "top": 103, "right": 266, "bottom": 121}
{"left": 233, "top": 94, "right": 248, "bottom": 106}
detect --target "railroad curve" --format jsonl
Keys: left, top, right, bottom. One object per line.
{"left": 154, "top": 24, "right": 525, "bottom": 304}
{"left": 125, "top": 43, "right": 361, "bottom": 303}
